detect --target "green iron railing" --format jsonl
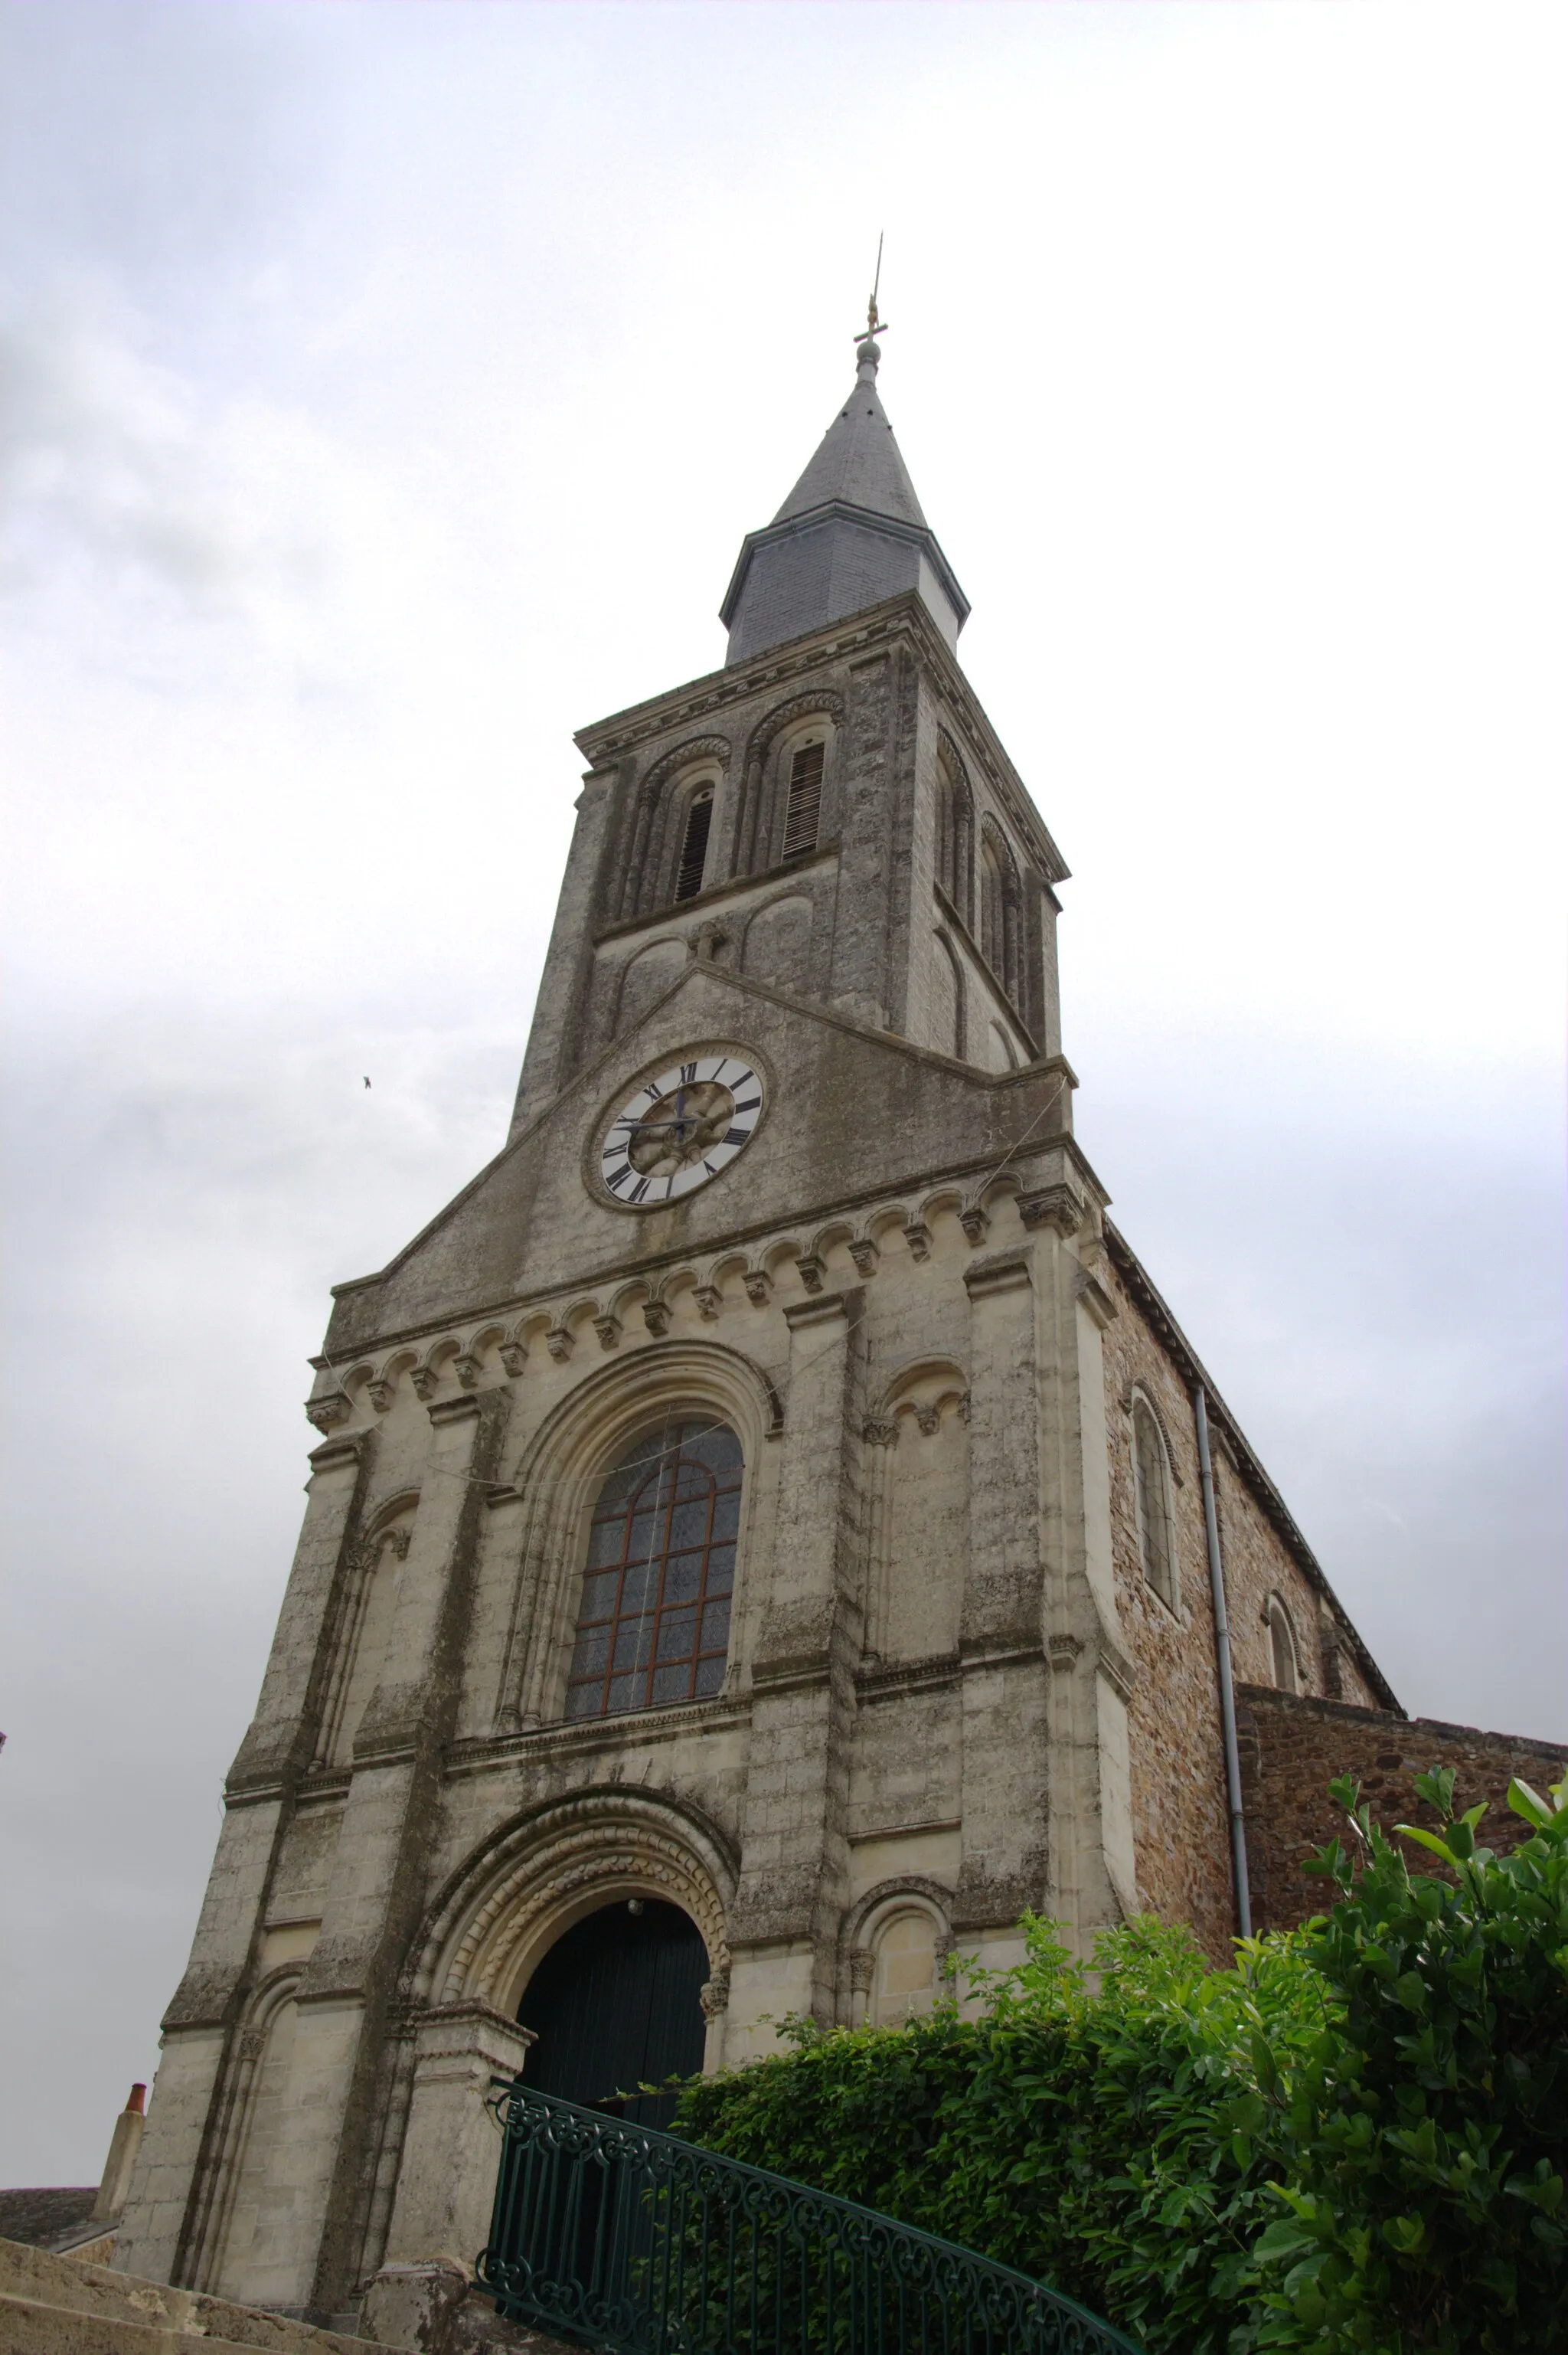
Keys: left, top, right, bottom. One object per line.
{"left": 478, "top": 2081, "right": 1145, "bottom": 2355}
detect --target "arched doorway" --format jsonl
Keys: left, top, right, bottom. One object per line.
{"left": 518, "top": 1898, "right": 707, "bottom": 2127}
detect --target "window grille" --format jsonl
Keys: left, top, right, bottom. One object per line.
{"left": 674, "top": 792, "right": 713, "bottom": 902}
{"left": 567, "top": 1420, "right": 741, "bottom": 1720}
{"left": 782, "top": 742, "right": 824, "bottom": 859}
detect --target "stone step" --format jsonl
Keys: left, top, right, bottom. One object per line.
{"left": 0, "top": 2240, "right": 397, "bottom": 2355}
{"left": 0, "top": 2289, "right": 290, "bottom": 2355}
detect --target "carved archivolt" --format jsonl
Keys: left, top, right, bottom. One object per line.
{"left": 619, "top": 735, "right": 733, "bottom": 921}
{"left": 734, "top": 690, "right": 847, "bottom": 876}
{"left": 494, "top": 1338, "right": 782, "bottom": 1734}
{"left": 411, "top": 1790, "right": 736, "bottom": 2020}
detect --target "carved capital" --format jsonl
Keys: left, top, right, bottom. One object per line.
{"left": 1074, "top": 1268, "right": 1118, "bottom": 1331}
{"left": 964, "top": 1251, "right": 1031, "bottom": 1300}
{"left": 367, "top": 1378, "right": 396, "bottom": 1414}
{"left": 959, "top": 1205, "right": 991, "bottom": 1245}
{"left": 498, "top": 1340, "right": 528, "bottom": 1378}
{"left": 453, "top": 1352, "right": 482, "bottom": 1389}
{"left": 307, "top": 1432, "right": 364, "bottom": 1474}
{"left": 305, "top": 1391, "right": 351, "bottom": 1434}
{"left": 848, "top": 1238, "right": 880, "bottom": 1277}
{"left": 428, "top": 1394, "right": 482, "bottom": 1429}
{"left": 642, "top": 1299, "right": 671, "bottom": 1339}
{"left": 848, "top": 1946, "right": 875, "bottom": 1994}
{"left": 903, "top": 1221, "right": 933, "bottom": 1264}
{"left": 795, "top": 1253, "right": 827, "bottom": 1295}
{"left": 694, "top": 1284, "right": 723, "bottom": 1322}
{"left": 743, "top": 1271, "right": 772, "bottom": 1306}
{"left": 410, "top": 1368, "right": 437, "bottom": 1402}
{"left": 593, "top": 1315, "right": 622, "bottom": 1352}
{"left": 688, "top": 917, "right": 730, "bottom": 962}
{"left": 914, "top": 1402, "right": 941, "bottom": 1437}
{"left": 545, "top": 1326, "right": 574, "bottom": 1362}
{"left": 862, "top": 1417, "right": 899, "bottom": 1448}
{"left": 1018, "top": 1184, "right": 1082, "bottom": 1239}
{"left": 698, "top": 1967, "right": 730, "bottom": 2020}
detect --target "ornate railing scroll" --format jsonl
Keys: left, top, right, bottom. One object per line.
{"left": 478, "top": 2081, "right": 1145, "bottom": 2355}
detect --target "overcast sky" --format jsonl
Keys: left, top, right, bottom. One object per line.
{"left": 2, "top": 0, "right": 1564, "bottom": 2188}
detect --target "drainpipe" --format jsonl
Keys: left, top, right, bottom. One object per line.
{"left": 1193, "top": 1384, "right": 1252, "bottom": 1939}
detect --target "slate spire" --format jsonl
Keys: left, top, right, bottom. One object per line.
{"left": 719, "top": 309, "right": 969, "bottom": 666}
{"left": 770, "top": 332, "right": 929, "bottom": 533}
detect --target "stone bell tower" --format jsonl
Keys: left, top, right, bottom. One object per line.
{"left": 114, "top": 302, "right": 1394, "bottom": 2331}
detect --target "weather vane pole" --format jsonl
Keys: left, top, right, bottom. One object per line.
{"left": 854, "top": 232, "right": 887, "bottom": 349}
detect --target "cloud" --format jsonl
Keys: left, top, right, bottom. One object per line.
{"left": 2, "top": 311, "right": 330, "bottom": 618}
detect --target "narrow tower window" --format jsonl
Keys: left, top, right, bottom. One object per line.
{"left": 1132, "top": 1397, "right": 1178, "bottom": 1611}
{"left": 1267, "top": 1597, "right": 1301, "bottom": 1694}
{"left": 674, "top": 790, "right": 714, "bottom": 902}
{"left": 782, "top": 741, "right": 825, "bottom": 859}
{"left": 567, "top": 1419, "right": 742, "bottom": 1719}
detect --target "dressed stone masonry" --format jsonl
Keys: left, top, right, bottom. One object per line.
{"left": 116, "top": 322, "right": 1409, "bottom": 2330}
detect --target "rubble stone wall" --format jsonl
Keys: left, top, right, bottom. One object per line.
{"left": 1236, "top": 1683, "right": 1568, "bottom": 1933}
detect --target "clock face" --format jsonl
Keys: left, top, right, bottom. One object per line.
{"left": 599, "top": 1052, "right": 766, "bottom": 1208}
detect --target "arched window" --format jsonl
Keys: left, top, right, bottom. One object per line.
{"left": 567, "top": 1418, "right": 742, "bottom": 1719}
{"left": 673, "top": 789, "right": 714, "bottom": 902}
{"left": 978, "top": 816, "right": 1021, "bottom": 1007}
{"left": 931, "top": 931, "right": 964, "bottom": 1060}
{"left": 870, "top": 1907, "right": 939, "bottom": 2026}
{"left": 1266, "top": 1596, "right": 1301, "bottom": 1694}
{"left": 782, "top": 740, "right": 825, "bottom": 859}
{"left": 1131, "top": 1397, "right": 1178, "bottom": 1611}
{"left": 987, "top": 1020, "right": 1018, "bottom": 1072}
{"left": 936, "top": 747, "right": 974, "bottom": 931}
{"left": 319, "top": 1512, "right": 413, "bottom": 1766}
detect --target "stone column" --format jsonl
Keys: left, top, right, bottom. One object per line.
{"left": 229, "top": 1431, "right": 374, "bottom": 1788}
{"left": 727, "top": 1289, "right": 864, "bottom": 2049}
{"left": 508, "top": 767, "right": 621, "bottom": 1134}
{"left": 283, "top": 1392, "right": 507, "bottom": 2316}
{"left": 114, "top": 1432, "right": 371, "bottom": 2289}
{"left": 376, "top": 2004, "right": 536, "bottom": 2278}
{"left": 828, "top": 648, "right": 904, "bottom": 1028}
{"left": 955, "top": 1249, "right": 1050, "bottom": 1962}
{"left": 1027, "top": 1177, "right": 1138, "bottom": 1955}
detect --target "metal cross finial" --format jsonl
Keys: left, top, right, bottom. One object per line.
{"left": 854, "top": 231, "right": 887, "bottom": 348}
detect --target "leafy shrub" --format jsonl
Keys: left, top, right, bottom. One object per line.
{"left": 673, "top": 1771, "right": 1568, "bottom": 2353}
{"left": 1250, "top": 1767, "right": 1568, "bottom": 2351}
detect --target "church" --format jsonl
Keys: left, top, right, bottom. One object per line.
{"left": 112, "top": 308, "right": 1420, "bottom": 2326}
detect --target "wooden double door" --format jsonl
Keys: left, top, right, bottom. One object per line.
{"left": 517, "top": 1897, "right": 707, "bottom": 2128}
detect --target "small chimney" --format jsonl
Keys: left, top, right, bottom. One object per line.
{"left": 91, "top": 2084, "right": 148, "bottom": 2223}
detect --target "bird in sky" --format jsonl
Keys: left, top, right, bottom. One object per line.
{"left": 364, "top": 1076, "right": 371, "bottom": 1089}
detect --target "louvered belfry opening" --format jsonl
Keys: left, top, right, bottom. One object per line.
{"left": 673, "top": 791, "right": 713, "bottom": 902}
{"left": 782, "top": 741, "right": 824, "bottom": 859}
{"left": 567, "top": 1420, "right": 741, "bottom": 1720}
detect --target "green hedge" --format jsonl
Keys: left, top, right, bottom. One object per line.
{"left": 674, "top": 1771, "right": 1568, "bottom": 2353}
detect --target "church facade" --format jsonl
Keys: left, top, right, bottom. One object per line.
{"left": 114, "top": 322, "right": 1398, "bottom": 2325}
